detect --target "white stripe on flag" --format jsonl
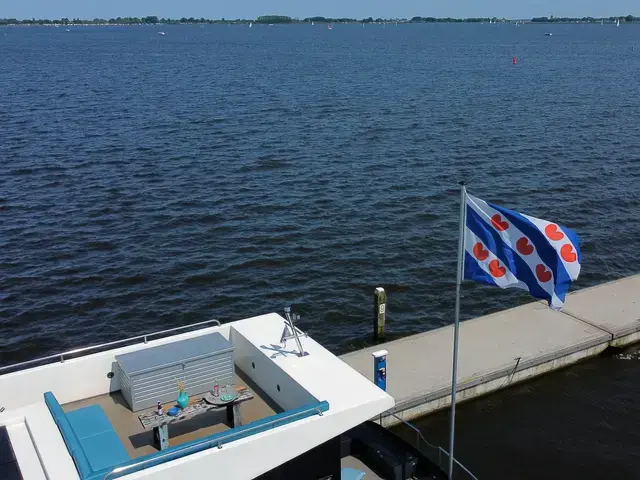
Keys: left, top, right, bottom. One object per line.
{"left": 467, "top": 194, "right": 562, "bottom": 304}
{"left": 521, "top": 213, "right": 581, "bottom": 281}
{"left": 464, "top": 227, "right": 529, "bottom": 291}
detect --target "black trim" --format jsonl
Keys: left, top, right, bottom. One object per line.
{"left": 0, "top": 426, "right": 23, "bottom": 480}
{"left": 255, "top": 436, "right": 341, "bottom": 480}
{"left": 254, "top": 421, "right": 447, "bottom": 480}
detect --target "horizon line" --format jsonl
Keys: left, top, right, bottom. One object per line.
{"left": 1, "top": 14, "right": 639, "bottom": 22}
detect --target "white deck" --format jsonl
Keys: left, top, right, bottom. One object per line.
{"left": 3, "top": 403, "right": 79, "bottom": 479}
{"left": 230, "top": 315, "right": 393, "bottom": 412}
{"left": 5, "top": 422, "right": 47, "bottom": 480}
{"left": 0, "top": 313, "right": 395, "bottom": 480}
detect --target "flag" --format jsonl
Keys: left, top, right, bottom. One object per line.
{"left": 463, "top": 194, "right": 581, "bottom": 310}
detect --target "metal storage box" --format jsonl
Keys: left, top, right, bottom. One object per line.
{"left": 115, "top": 332, "right": 234, "bottom": 411}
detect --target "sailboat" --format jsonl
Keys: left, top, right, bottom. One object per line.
{"left": 328, "top": 24, "right": 333, "bottom": 30}
{"left": 311, "top": 21, "right": 314, "bottom": 26}
{"left": 601, "top": 19, "right": 604, "bottom": 26}
{"left": 249, "top": 22, "right": 252, "bottom": 28}
{"left": 616, "top": 19, "right": 620, "bottom": 27}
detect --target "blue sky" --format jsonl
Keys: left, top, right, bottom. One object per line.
{"left": 3, "top": 0, "right": 638, "bottom": 20}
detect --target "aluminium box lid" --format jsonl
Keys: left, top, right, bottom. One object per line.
{"left": 116, "top": 332, "right": 233, "bottom": 375}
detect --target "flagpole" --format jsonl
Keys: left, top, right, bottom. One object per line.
{"left": 448, "top": 181, "right": 467, "bottom": 480}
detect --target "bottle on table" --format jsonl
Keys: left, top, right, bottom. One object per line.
{"left": 213, "top": 378, "right": 219, "bottom": 397}
{"left": 156, "top": 401, "right": 163, "bottom": 416}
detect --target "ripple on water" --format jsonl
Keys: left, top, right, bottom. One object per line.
{"left": 0, "top": 24, "right": 639, "bottom": 366}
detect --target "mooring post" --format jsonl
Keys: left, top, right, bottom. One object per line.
{"left": 373, "top": 287, "right": 386, "bottom": 342}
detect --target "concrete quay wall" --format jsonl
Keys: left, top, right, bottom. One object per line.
{"left": 340, "top": 275, "right": 640, "bottom": 426}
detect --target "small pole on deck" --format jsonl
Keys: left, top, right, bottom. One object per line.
{"left": 373, "top": 287, "right": 387, "bottom": 342}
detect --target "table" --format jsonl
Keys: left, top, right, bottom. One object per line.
{"left": 138, "top": 386, "right": 254, "bottom": 450}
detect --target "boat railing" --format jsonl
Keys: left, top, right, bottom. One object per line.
{"left": 0, "top": 319, "right": 221, "bottom": 374}
{"left": 388, "top": 413, "right": 478, "bottom": 480}
{"left": 436, "top": 447, "right": 479, "bottom": 480}
{"left": 103, "top": 406, "right": 325, "bottom": 479}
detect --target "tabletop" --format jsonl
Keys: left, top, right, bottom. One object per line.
{"left": 139, "top": 386, "right": 253, "bottom": 430}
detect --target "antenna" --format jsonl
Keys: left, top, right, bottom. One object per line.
{"left": 280, "top": 306, "right": 308, "bottom": 357}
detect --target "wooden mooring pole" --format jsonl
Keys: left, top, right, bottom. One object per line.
{"left": 373, "top": 287, "right": 386, "bottom": 342}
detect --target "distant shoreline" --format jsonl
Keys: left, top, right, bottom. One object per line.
{"left": 1, "top": 14, "right": 638, "bottom": 27}
{"left": 2, "top": 21, "right": 639, "bottom": 28}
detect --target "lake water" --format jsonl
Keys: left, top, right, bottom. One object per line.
{"left": 393, "top": 345, "right": 640, "bottom": 479}
{"left": 1, "top": 22, "right": 639, "bottom": 478}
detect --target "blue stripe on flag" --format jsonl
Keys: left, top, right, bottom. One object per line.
{"left": 487, "top": 202, "right": 574, "bottom": 301}
{"left": 464, "top": 252, "right": 499, "bottom": 287}
{"left": 563, "top": 225, "right": 582, "bottom": 265}
{"left": 465, "top": 205, "right": 553, "bottom": 303}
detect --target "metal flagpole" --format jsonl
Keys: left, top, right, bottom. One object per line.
{"left": 448, "top": 181, "right": 467, "bottom": 479}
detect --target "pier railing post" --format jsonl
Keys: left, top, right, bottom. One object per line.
{"left": 373, "top": 287, "right": 387, "bottom": 342}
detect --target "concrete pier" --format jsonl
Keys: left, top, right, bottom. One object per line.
{"left": 340, "top": 275, "right": 640, "bottom": 426}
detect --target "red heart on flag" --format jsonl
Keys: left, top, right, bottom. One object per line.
{"left": 536, "top": 264, "right": 552, "bottom": 283}
{"left": 488, "top": 259, "right": 506, "bottom": 278}
{"left": 491, "top": 214, "right": 509, "bottom": 231}
{"left": 545, "top": 224, "right": 565, "bottom": 241}
{"left": 473, "top": 242, "right": 489, "bottom": 261}
{"left": 560, "top": 244, "right": 577, "bottom": 262}
{"left": 516, "top": 237, "right": 534, "bottom": 255}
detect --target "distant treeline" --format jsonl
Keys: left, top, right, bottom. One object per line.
{"left": 1, "top": 14, "right": 639, "bottom": 26}
{"left": 302, "top": 16, "right": 400, "bottom": 23}
{"left": 0, "top": 15, "right": 400, "bottom": 25}
{"left": 255, "top": 16, "right": 294, "bottom": 24}
{"left": 410, "top": 17, "right": 494, "bottom": 23}
{"left": 531, "top": 15, "right": 637, "bottom": 23}
{"left": 0, "top": 16, "right": 249, "bottom": 26}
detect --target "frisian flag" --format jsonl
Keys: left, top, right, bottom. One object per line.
{"left": 464, "top": 194, "right": 581, "bottom": 310}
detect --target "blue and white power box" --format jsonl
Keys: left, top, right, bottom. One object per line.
{"left": 372, "top": 349, "right": 388, "bottom": 391}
